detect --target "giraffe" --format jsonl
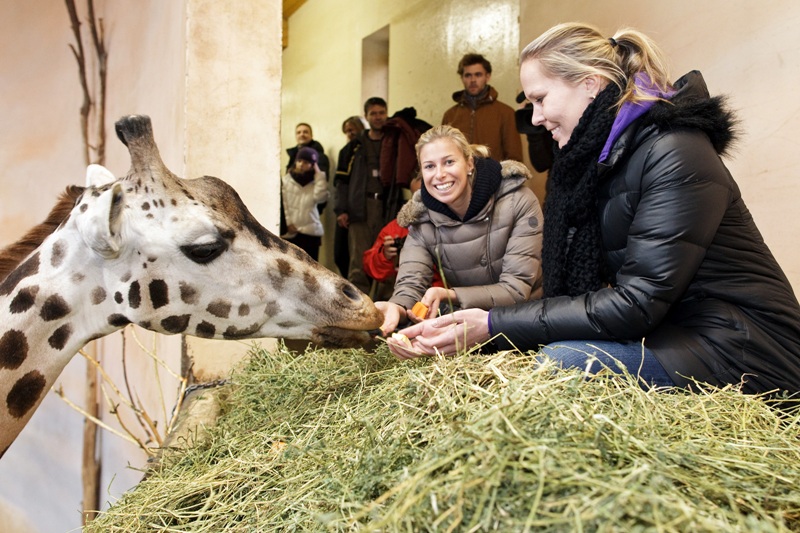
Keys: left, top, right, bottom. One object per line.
{"left": 0, "top": 114, "right": 384, "bottom": 458}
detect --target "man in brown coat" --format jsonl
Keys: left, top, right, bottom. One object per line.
{"left": 441, "top": 53, "right": 523, "bottom": 162}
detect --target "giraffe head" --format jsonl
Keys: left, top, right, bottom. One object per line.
{"left": 68, "top": 115, "right": 383, "bottom": 347}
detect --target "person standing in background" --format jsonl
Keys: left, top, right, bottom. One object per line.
{"left": 286, "top": 123, "right": 330, "bottom": 174}
{"left": 282, "top": 123, "right": 330, "bottom": 237}
{"left": 442, "top": 53, "right": 523, "bottom": 163}
{"left": 333, "top": 116, "right": 366, "bottom": 277}
{"left": 281, "top": 146, "right": 328, "bottom": 261}
{"left": 335, "top": 97, "right": 389, "bottom": 294}
{"left": 342, "top": 116, "right": 366, "bottom": 143}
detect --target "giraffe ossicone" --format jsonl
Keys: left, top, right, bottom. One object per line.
{"left": 0, "top": 114, "right": 383, "bottom": 458}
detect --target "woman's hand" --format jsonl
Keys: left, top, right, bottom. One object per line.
{"left": 336, "top": 213, "right": 349, "bottom": 228}
{"left": 386, "top": 308, "right": 491, "bottom": 359}
{"left": 411, "top": 287, "right": 457, "bottom": 322}
{"left": 375, "top": 301, "right": 406, "bottom": 336}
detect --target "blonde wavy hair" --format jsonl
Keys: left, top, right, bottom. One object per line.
{"left": 520, "top": 22, "right": 673, "bottom": 109}
{"left": 415, "top": 125, "right": 490, "bottom": 167}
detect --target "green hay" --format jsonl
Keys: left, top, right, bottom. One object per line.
{"left": 86, "top": 342, "right": 800, "bottom": 532}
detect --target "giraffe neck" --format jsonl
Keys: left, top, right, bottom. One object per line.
{"left": 0, "top": 231, "right": 119, "bottom": 457}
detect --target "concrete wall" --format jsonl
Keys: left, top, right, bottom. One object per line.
{"left": 0, "top": 1, "right": 282, "bottom": 531}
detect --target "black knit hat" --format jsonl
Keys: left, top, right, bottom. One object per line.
{"left": 296, "top": 146, "right": 319, "bottom": 164}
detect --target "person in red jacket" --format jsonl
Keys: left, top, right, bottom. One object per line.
{"left": 363, "top": 175, "right": 442, "bottom": 295}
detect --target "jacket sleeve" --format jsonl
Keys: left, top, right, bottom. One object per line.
{"left": 454, "top": 187, "right": 543, "bottom": 309}
{"left": 389, "top": 225, "right": 435, "bottom": 309}
{"left": 490, "top": 131, "right": 732, "bottom": 350}
{"left": 313, "top": 170, "right": 328, "bottom": 204}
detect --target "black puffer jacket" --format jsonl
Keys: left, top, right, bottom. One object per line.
{"left": 490, "top": 71, "right": 800, "bottom": 395}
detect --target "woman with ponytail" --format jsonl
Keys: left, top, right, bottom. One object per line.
{"left": 386, "top": 22, "right": 800, "bottom": 397}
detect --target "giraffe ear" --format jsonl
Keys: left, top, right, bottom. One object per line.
{"left": 85, "top": 164, "right": 116, "bottom": 187}
{"left": 76, "top": 182, "right": 125, "bottom": 259}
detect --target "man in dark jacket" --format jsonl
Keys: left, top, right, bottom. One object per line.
{"left": 335, "top": 97, "right": 388, "bottom": 293}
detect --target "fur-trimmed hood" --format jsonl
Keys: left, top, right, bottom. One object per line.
{"left": 397, "top": 159, "right": 530, "bottom": 228}
{"left": 605, "top": 71, "right": 740, "bottom": 168}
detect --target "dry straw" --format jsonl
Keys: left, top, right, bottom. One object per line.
{"left": 86, "top": 342, "right": 800, "bottom": 532}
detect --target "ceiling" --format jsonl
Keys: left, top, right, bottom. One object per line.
{"left": 283, "top": 0, "right": 307, "bottom": 19}
{"left": 282, "top": 0, "right": 308, "bottom": 48}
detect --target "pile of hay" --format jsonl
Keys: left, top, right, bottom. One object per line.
{"left": 87, "top": 342, "right": 800, "bottom": 532}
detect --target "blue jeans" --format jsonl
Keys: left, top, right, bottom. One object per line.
{"left": 540, "top": 340, "right": 675, "bottom": 389}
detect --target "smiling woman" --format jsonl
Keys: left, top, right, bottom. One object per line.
{"left": 374, "top": 125, "right": 544, "bottom": 335}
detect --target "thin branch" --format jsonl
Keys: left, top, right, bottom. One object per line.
{"left": 64, "top": 0, "right": 91, "bottom": 166}
{"left": 87, "top": 0, "right": 107, "bottom": 164}
{"left": 53, "top": 386, "right": 142, "bottom": 448}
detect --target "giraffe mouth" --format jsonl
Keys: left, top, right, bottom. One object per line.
{"left": 310, "top": 326, "right": 375, "bottom": 348}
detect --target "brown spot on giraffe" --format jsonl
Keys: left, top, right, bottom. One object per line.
{"left": 80, "top": 204, "right": 88, "bottom": 213}
{"left": 264, "top": 301, "right": 280, "bottom": 318}
{"left": 223, "top": 322, "right": 260, "bottom": 339}
{"left": 40, "top": 294, "right": 71, "bottom": 321}
{"left": 270, "top": 258, "right": 292, "bottom": 290}
{"left": 128, "top": 281, "right": 141, "bottom": 308}
{"left": 179, "top": 282, "right": 199, "bottom": 305}
{"left": 0, "top": 252, "right": 40, "bottom": 297}
{"left": 7, "top": 371, "right": 47, "bottom": 418}
{"left": 91, "top": 286, "right": 106, "bottom": 304}
{"left": 114, "top": 292, "right": 124, "bottom": 304}
{"left": 48, "top": 324, "right": 73, "bottom": 350}
{"left": 161, "top": 315, "right": 190, "bottom": 333}
{"left": 195, "top": 321, "right": 215, "bottom": 338}
{"left": 10, "top": 286, "right": 39, "bottom": 314}
{"left": 0, "top": 330, "right": 28, "bottom": 369}
{"left": 238, "top": 303, "right": 250, "bottom": 316}
{"left": 141, "top": 202, "right": 151, "bottom": 211}
{"left": 149, "top": 279, "right": 169, "bottom": 309}
{"left": 303, "top": 270, "right": 320, "bottom": 293}
{"left": 50, "top": 240, "right": 66, "bottom": 268}
{"left": 71, "top": 272, "right": 85, "bottom": 283}
{"left": 207, "top": 299, "right": 231, "bottom": 318}
{"left": 107, "top": 314, "right": 131, "bottom": 327}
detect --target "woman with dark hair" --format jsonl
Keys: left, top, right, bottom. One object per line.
{"left": 386, "top": 22, "right": 800, "bottom": 397}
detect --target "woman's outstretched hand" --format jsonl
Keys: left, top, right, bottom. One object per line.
{"left": 386, "top": 308, "right": 491, "bottom": 359}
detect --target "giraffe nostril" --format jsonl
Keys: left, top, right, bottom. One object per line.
{"left": 342, "top": 283, "right": 362, "bottom": 301}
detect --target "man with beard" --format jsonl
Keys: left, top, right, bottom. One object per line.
{"left": 442, "top": 53, "right": 523, "bottom": 163}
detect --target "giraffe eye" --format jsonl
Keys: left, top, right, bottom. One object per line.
{"left": 180, "top": 240, "right": 227, "bottom": 264}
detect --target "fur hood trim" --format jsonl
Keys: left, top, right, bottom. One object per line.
{"left": 642, "top": 71, "right": 740, "bottom": 156}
